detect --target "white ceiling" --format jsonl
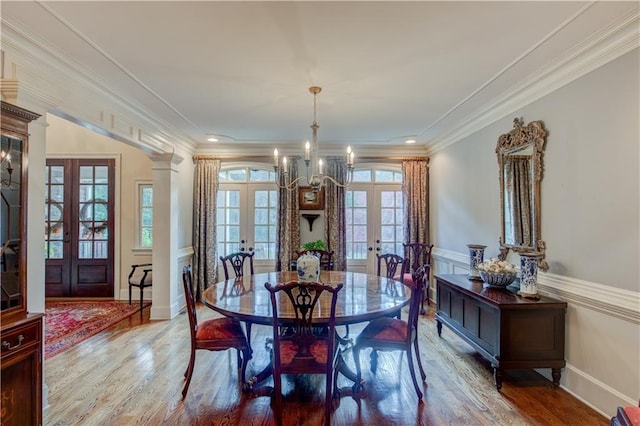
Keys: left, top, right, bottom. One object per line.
{"left": 1, "top": 1, "right": 638, "bottom": 155}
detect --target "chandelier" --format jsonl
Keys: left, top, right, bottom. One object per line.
{"left": 273, "top": 86, "right": 354, "bottom": 192}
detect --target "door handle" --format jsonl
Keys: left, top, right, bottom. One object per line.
{"left": 375, "top": 247, "right": 381, "bottom": 252}
{"left": 368, "top": 247, "right": 373, "bottom": 251}
{"left": 248, "top": 247, "right": 254, "bottom": 252}
{"left": 64, "top": 231, "right": 70, "bottom": 243}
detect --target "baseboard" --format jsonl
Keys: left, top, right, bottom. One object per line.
{"left": 431, "top": 246, "right": 640, "bottom": 417}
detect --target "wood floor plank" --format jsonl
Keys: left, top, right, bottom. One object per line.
{"left": 44, "top": 303, "right": 608, "bottom": 425}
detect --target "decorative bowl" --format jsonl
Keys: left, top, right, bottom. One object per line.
{"left": 479, "top": 270, "right": 517, "bottom": 287}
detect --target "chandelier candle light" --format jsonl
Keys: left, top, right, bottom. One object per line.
{"left": 273, "top": 86, "right": 354, "bottom": 192}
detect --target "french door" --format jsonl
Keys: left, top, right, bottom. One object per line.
{"left": 217, "top": 183, "right": 278, "bottom": 274}
{"left": 45, "top": 159, "right": 115, "bottom": 297}
{"left": 346, "top": 183, "right": 403, "bottom": 274}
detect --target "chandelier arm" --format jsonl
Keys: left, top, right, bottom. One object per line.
{"left": 273, "top": 175, "right": 306, "bottom": 191}
{"left": 316, "top": 171, "right": 353, "bottom": 189}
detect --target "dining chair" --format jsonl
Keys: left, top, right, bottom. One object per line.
{"left": 398, "top": 243, "right": 433, "bottom": 313}
{"left": 377, "top": 253, "right": 405, "bottom": 319}
{"left": 352, "top": 265, "right": 428, "bottom": 400}
{"left": 181, "top": 265, "right": 251, "bottom": 399}
{"left": 264, "top": 280, "right": 344, "bottom": 426}
{"left": 128, "top": 263, "right": 152, "bottom": 314}
{"left": 219, "top": 251, "right": 255, "bottom": 280}
{"left": 294, "top": 249, "right": 335, "bottom": 271}
{"left": 219, "top": 252, "right": 255, "bottom": 346}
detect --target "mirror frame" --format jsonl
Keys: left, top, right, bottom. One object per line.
{"left": 496, "top": 117, "right": 548, "bottom": 270}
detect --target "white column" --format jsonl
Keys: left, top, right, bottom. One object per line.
{"left": 149, "top": 153, "right": 184, "bottom": 319}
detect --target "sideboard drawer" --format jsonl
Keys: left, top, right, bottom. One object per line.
{"left": 1, "top": 319, "right": 41, "bottom": 358}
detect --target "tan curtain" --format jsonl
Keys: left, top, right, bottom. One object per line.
{"left": 402, "top": 158, "right": 430, "bottom": 245}
{"left": 325, "top": 157, "right": 347, "bottom": 271}
{"left": 276, "top": 157, "right": 300, "bottom": 271}
{"left": 192, "top": 156, "right": 220, "bottom": 299}
{"left": 504, "top": 156, "right": 532, "bottom": 245}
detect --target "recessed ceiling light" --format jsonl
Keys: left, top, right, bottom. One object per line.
{"left": 207, "top": 137, "right": 218, "bottom": 142}
{"left": 405, "top": 139, "right": 416, "bottom": 144}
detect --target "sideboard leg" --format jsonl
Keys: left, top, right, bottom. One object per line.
{"left": 493, "top": 366, "right": 503, "bottom": 390}
{"left": 551, "top": 368, "right": 562, "bottom": 388}
{"left": 436, "top": 320, "right": 442, "bottom": 337}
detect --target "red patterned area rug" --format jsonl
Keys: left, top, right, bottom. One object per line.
{"left": 45, "top": 300, "right": 150, "bottom": 360}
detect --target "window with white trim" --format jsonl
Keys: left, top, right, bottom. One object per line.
{"left": 137, "top": 182, "right": 153, "bottom": 249}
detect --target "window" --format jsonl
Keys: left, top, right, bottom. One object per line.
{"left": 217, "top": 165, "right": 278, "bottom": 272}
{"left": 346, "top": 166, "right": 403, "bottom": 274}
{"left": 137, "top": 182, "right": 153, "bottom": 249}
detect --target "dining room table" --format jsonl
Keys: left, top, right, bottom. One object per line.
{"left": 201, "top": 270, "right": 410, "bottom": 397}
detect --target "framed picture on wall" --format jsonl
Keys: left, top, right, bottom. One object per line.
{"left": 299, "top": 187, "right": 324, "bottom": 210}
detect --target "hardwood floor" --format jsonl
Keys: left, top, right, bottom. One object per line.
{"left": 44, "top": 303, "right": 607, "bottom": 425}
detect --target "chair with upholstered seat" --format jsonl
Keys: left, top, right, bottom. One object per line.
{"left": 264, "top": 280, "right": 343, "bottom": 426}
{"left": 128, "top": 263, "right": 152, "bottom": 314}
{"left": 396, "top": 243, "right": 433, "bottom": 313}
{"left": 352, "top": 265, "right": 428, "bottom": 399}
{"left": 219, "top": 251, "right": 255, "bottom": 280}
{"left": 181, "top": 265, "right": 251, "bottom": 398}
{"left": 377, "top": 253, "right": 405, "bottom": 319}
{"left": 294, "top": 249, "right": 334, "bottom": 271}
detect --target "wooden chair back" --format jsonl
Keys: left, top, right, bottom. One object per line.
{"left": 295, "top": 249, "right": 334, "bottom": 271}
{"left": 376, "top": 253, "right": 405, "bottom": 279}
{"left": 219, "top": 252, "right": 255, "bottom": 280}
{"left": 401, "top": 243, "right": 433, "bottom": 276}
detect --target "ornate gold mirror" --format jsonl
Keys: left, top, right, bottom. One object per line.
{"left": 496, "top": 118, "right": 548, "bottom": 270}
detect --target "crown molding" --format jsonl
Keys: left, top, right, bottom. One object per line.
{"left": 1, "top": 22, "right": 198, "bottom": 154}
{"left": 427, "top": 9, "right": 639, "bottom": 155}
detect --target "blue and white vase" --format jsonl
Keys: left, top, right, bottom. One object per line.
{"left": 467, "top": 244, "right": 487, "bottom": 280}
{"left": 518, "top": 252, "right": 541, "bottom": 298}
{"left": 297, "top": 253, "right": 320, "bottom": 282}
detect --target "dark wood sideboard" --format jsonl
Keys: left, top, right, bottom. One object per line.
{"left": 434, "top": 274, "right": 566, "bottom": 390}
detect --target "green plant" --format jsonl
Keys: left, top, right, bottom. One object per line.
{"left": 302, "top": 240, "right": 327, "bottom": 251}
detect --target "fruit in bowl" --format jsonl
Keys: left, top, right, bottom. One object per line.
{"left": 477, "top": 258, "right": 518, "bottom": 287}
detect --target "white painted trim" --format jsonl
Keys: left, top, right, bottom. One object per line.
{"left": 178, "top": 246, "right": 195, "bottom": 262}
{"left": 432, "top": 246, "right": 640, "bottom": 415}
{"left": 427, "top": 10, "right": 640, "bottom": 155}
{"left": 432, "top": 247, "right": 640, "bottom": 324}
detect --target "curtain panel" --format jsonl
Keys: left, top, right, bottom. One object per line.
{"left": 192, "top": 157, "right": 220, "bottom": 299}
{"left": 402, "top": 159, "right": 430, "bottom": 245}
{"left": 276, "top": 157, "right": 300, "bottom": 271}
{"left": 504, "top": 155, "right": 532, "bottom": 246}
{"left": 325, "top": 157, "right": 347, "bottom": 271}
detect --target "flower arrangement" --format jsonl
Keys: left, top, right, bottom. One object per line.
{"left": 476, "top": 258, "right": 518, "bottom": 274}
{"left": 477, "top": 258, "right": 518, "bottom": 287}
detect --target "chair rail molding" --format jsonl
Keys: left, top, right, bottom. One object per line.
{"left": 431, "top": 247, "right": 640, "bottom": 324}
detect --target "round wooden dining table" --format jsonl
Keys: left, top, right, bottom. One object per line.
{"left": 201, "top": 270, "right": 410, "bottom": 326}
{"left": 201, "top": 270, "right": 410, "bottom": 396}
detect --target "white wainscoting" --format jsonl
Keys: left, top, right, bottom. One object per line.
{"left": 430, "top": 247, "right": 640, "bottom": 417}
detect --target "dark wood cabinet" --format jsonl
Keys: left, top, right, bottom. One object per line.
{"left": 434, "top": 274, "right": 566, "bottom": 390}
{"left": 1, "top": 314, "right": 43, "bottom": 426}
{"left": 1, "top": 101, "right": 43, "bottom": 425}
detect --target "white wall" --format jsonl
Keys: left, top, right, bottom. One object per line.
{"left": 430, "top": 49, "right": 639, "bottom": 415}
